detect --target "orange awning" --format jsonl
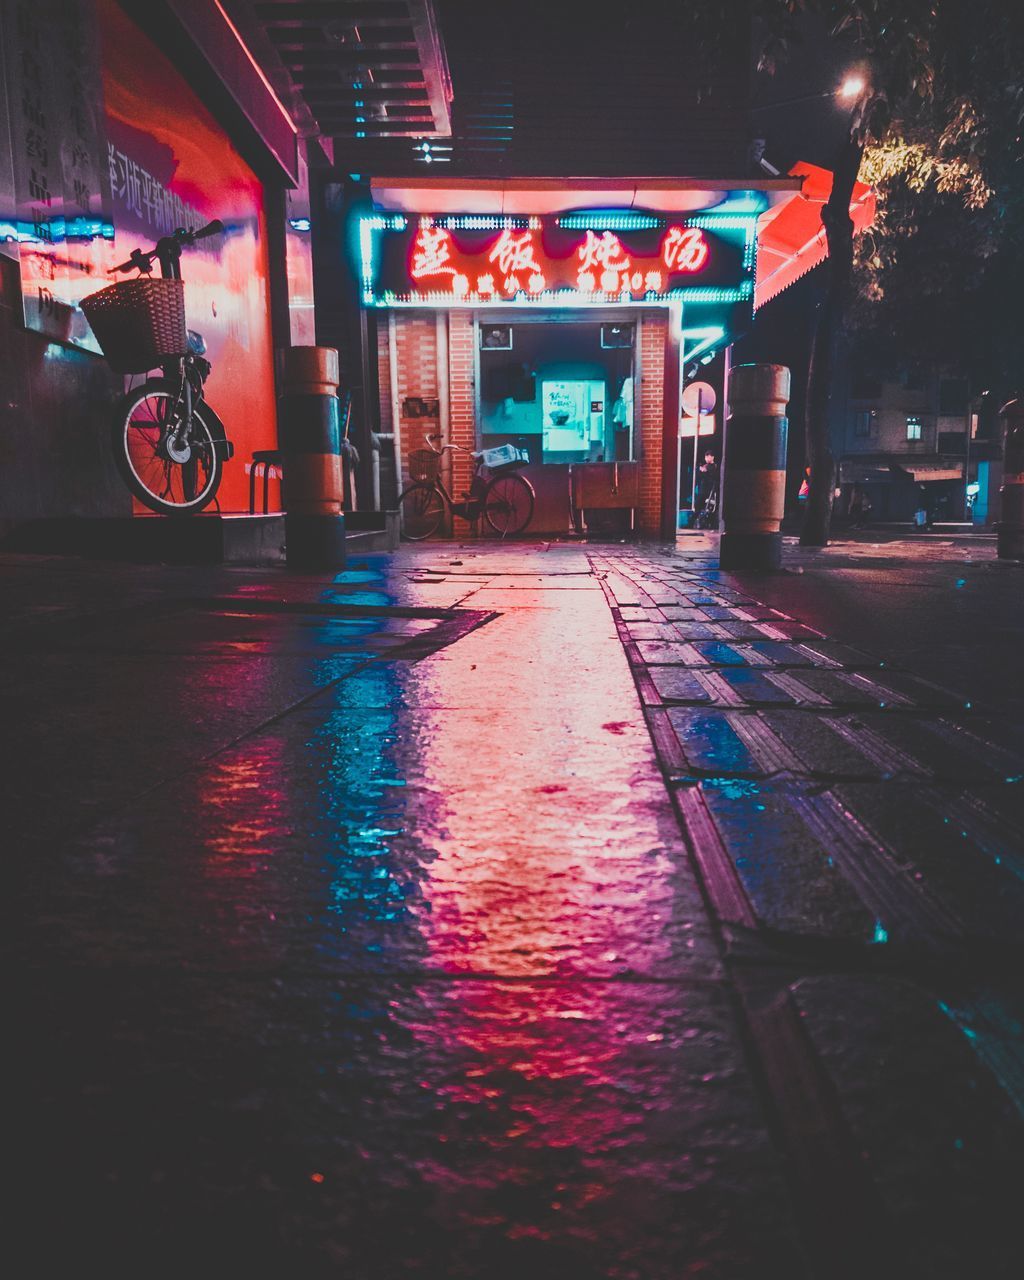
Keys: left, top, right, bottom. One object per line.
{"left": 754, "top": 161, "right": 876, "bottom": 310}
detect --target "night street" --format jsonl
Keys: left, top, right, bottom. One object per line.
{"left": 7, "top": 538, "right": 1024, "bottom": 1277}
{"left": 5, "top": 0, "right": 1024, "bottom": 1273}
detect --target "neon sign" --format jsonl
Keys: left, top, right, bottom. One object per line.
{"left": 359, "top": 209, "right": 758, "bottom": 308}
{"left": 410, "top": 225, "right": 457, "bottom": 279}
{"left": 663, "top": 226, "right": 709, "bottom": 273}
{"left": 487, "top": 227, "right": 544, "bottom": 288}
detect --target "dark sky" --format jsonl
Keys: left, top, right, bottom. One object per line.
{"left": 338, "top": 4, "right": 862, "bottom": 182}
{"left": 431, "top": 0, "right": 752, "bottom": 177}
{"left": 749, "top": 13, "right": 862, "bottom": 171}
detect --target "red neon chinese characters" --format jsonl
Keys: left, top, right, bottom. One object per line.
{"left": 488, "top": 229, "right": 544, "bottom": 294}
{"left": 411, "top": 225, "right": 456, "bottom": 278}
{"left": 662, "top": 226, "right": 709, "bottom": 273}
{"left": 577, "top": 229, "right": 631, "bottom": 292}
{"left": 402, "top": 218, "right": 717, "bottom": 300}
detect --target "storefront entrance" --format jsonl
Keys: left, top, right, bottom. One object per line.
{"left": 361, "top": 191, "right": 772, "bottom": 540}
{"left": 478, "top": 318, "right": 636, "bottom": 533}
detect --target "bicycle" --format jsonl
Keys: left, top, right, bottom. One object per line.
{"left": 398, "top": 434, "right": 536, "bottom": 541}
{"left": 695, "top": 488, "right": 718, "bottom": 530}
{"left": 81, "top": 221, "right": 234, "bottom": 515}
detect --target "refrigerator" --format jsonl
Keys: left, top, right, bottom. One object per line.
{"left": 541, "top": 380, "right": 605, "bottom": 455}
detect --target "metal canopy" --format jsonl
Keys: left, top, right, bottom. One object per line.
{"left": 223, "top": 0, "right": 452, "bottom": 152}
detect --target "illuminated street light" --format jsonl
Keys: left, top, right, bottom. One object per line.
{"left": 753, "top": 71, "right": 870, "bottom": 112}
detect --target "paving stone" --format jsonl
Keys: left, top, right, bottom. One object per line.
{"left": 691, "top": 641, "right": 754, "bottom": 667}
{"left": 964, "top": 779, "right": 1024, "bottom": 835}
{"left": 749, "top": 620, "right": 824, "bottom": 641}
{"left": 714, "top": 669, "right": 801, "bottom": 706}
{"left": 793, "top": 639, "right": 884, "bottom": 669}
{"left": 717, "top": 620, "right": 789, "bottom": 640}
{"left": 745, "top": 640, "right": 820, "bottom": 666}
{"left": 859, "top": 714, "right": 1024, "bottom": 783}
{"left": 649, "top": 666, "right": 716, "bottom": 703}
{"left": 637, "top": 632, "right": 720, "bottom": 659}
{"left": 662, "top": 608, "right": 714, "bottom": 621}
{"left": 776, "top": 668, "right": 895, "bottom": 708}
{"left": 666, "top": 709, "right": 765, "bottom": 776}
{"left": 867, "top": 669, "right": 976, "bottom": 711}
{"left": 833, "top": 781, "right": 1024, "bottom": 942}
{"left": 759, "top": 711, "right": 893, "bottom": 779}
{"left": 698, "top": 605, "right": 747, "bottom": 621}
{"left": 622, "top": 621, "right": 672, "bottom": 640}
{"left": 685, "top": 778, "right": 876, "bottom": 941}
{"left": 792, "top": 976, "right": 1024, "bottom": 1280}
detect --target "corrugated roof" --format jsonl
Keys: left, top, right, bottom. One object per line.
{"left": 224, "top": 0, "right": 452, "bottom": 153}
{"left": 328, "top": 0, "right": 755, "bottom": 176}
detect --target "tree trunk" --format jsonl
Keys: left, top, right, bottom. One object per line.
{"left": 800, "top": 128, "right": 865, "bottom": 546}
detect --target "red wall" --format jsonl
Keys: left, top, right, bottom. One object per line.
{"left": 98, "top": 0, "right": 278, "bottom": 513}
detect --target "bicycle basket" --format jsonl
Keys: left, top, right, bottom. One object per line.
{"left": 408, "top": 448, "right": 440, "bottom": 483}
{"left": 80, "top": 277, "right": 188, "bottom": 374}
{"left": 479, "top": 443, "right": 528, "bottom": 471}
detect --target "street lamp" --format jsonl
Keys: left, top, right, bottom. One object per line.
{"left": 838, "top": 74, "right": 867, "bottom": 101}
{"left": 752, "top": 72, "right": 870, "bottom": 113}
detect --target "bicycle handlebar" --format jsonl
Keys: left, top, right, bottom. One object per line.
{"left": 424, "top": 433, "right": 465, "bottom": 453}
{"left": 111, "top": 219, "right": 225, "bottom": 274}
{"left": 423, "top": 433, "right": 490, "bottom": 463}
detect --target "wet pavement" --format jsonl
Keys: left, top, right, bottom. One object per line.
{"left": 5, "top": 540, "right": 1024, "bottom": 1277}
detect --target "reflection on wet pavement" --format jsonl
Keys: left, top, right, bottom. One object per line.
{"left": 7, "top": 544, "right": 1024, "bottom": 1276}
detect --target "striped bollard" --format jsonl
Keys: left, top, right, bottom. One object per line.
{"left": 280, "top": 346, "right": 346, "bottom": 570}
{"left": 719, "top": 364, "right": 790, "bottom": 571}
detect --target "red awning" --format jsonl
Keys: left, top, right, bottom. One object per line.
{"left": 754, "top": 161, "right": 876, "bottom": 310}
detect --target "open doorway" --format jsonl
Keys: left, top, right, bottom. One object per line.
{"left": 477, "top": 319, "right": 636, "bottom": 532}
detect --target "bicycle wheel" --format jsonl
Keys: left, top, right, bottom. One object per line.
{"left": 483, "top": 472, "right": 535, "bottom": 537}
{"left": 112, "top": 380, "right": 222, "bottom": 515}
{"left": 398, "top": 482, "right": 446, "bottom": 540}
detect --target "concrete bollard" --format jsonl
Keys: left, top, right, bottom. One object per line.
{"left": 997, "top": 398, "right": 1024, "bottom": 560}
{"left": 719, "top": 363, "right": 790, "bottom": 571}
{"left": 279, "top": 346, "right": 346, "bottom": 570}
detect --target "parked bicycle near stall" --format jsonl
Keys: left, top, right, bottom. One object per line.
{"left": 81, "top": 221, "right": 233, "bottom": 515}
{"left": 695, "top": 487, "right": 718, "bottom": 529}
{"left": 398, "top": 433, "right": 535, "bottom": 540}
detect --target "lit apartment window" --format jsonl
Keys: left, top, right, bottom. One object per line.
{"left": 906, "top": 415, "right": 923, "bottom": 441}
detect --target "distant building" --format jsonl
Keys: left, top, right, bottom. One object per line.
{"left": 833, "top": 365, "right": 999, "bottom": 525}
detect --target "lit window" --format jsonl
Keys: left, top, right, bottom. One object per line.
{"left": 906, "top": 416, "right": 923, "bottom": 441}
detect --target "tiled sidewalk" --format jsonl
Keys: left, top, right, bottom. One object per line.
{"left": 593, "top": 546, "right": 1024, "bottom": 1280}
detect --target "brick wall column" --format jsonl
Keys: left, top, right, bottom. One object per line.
{"left": 377, "top": 314, "right": 393, "bottom": 438}
{"left": 393, "top": 313, "right": 439, "bottom": 486}
{"left": 637, "top": 311, "right": 668, "bottom": 536}
{"left": 447, "top": 309, "right": 476, "bottom": 504}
